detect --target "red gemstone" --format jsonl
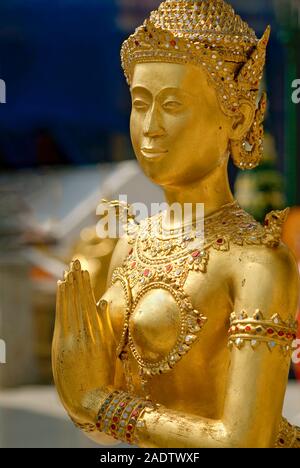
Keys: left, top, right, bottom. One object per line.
{"left": 127, "top": 424, "right": 133, "bottom": 431}
{"left": 143, "top": 269, "right": 151, "bottom": 277}
{"left": 286, "top": 333, "right": 292, "bottom": 339}
{"left": 132, "top": 410, "right": 139, "bottom": 417}
{"left": 166, "top": 264, "right": 173, "bottom": 273}
{"left": 267, "top": 328, "right": 274, "bottom": 334}
{"left": 197, "top": 318, "right": 202, "bottom": 325}
{"left": 170, "top": 40, "right": 176, "bottom": 47}
{"left": 245, "top": 326, "right": 252, "bottom": 332}
{"left": 113, "top": 416, "right": 119, "bottom": 423}
{"left": 119, "top": 402, "right": 126, "bottom": 407}
{"left": 111, "top": 424, "right": 116, "bottom": 430}
{"left": 217, "top": 238, "right": 224, "bottom": 244}
{"left": 135, "top": 41, "right": 140, "bottom": 46}
{"left": 192, "top": 250, "right": 200, "bottom": 258}
{"left": 126, "top": 433, "right": 131, "bottom": 439}
{"left": 131, "top": 262, "right": 136, "bottom": 269}
{"left": 278, "top": 331, "right": 284, "bottom": 337}
{"left": 293, "top": 334, "right": 297, "bottom": 340}
{"left": 96, "top": 422, "right": 100, "bottom": 428}
{"left": 279, "top": 438, "right": 285, "bottom": 445}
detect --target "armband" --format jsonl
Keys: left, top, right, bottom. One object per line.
{"left": 228, "top": 309, "right": 298, "bottom": 354}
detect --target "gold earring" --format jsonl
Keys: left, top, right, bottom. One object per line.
{"left": 230, "top": 92, "right": 267, "bottom": 170}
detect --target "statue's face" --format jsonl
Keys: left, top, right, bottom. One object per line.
{"left": 130, "top": 62, "right": 231, "bottom": 188}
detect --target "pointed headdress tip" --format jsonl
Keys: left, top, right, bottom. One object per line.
{"left": 260, "top": 25, "right": 271, "bottom": 48}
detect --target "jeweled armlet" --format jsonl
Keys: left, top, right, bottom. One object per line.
{"left": 228, "top": 310, "right": 298, "bottom": 354}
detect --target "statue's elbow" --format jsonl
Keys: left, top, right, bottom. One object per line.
{"left": 223, "top": 426, "right": 273, "bottom": 448}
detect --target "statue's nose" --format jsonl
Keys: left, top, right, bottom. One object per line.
{"left": 143, "top": 107, "right": 165, "bottom": 138}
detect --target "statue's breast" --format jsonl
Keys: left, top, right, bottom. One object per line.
{"left": 108, "top": 266, "right": 207, "bottom": 376}
{"left": 129, "top": 288, "right": 181, "bottom": 362}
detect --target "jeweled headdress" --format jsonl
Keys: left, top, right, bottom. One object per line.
{"left": 121, "top": 0, "right": 270, "bottom": 170}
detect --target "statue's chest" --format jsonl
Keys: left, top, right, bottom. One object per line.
{"left": 110, "top": 227, "right": 209, "bottom": 381}
{"left": 104, "top": 204, "right": 270, "bottom": 393}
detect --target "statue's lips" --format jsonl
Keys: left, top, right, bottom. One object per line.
{"left": 141, "top": 148, "right": 168, "bottom": 159}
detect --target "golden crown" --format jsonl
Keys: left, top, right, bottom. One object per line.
{"left": 121, "top": 0, "right": 270, "bottom": 116}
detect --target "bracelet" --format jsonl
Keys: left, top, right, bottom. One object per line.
{"left": 96, "top": 389, "right": 155, "bottom": 445}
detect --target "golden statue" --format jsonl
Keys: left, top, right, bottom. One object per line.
{"left": 52, "top": 0, "right": 300, "bottom": 448}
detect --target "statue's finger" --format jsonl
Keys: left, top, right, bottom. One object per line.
{"left": 97, "top": 298, "right": 115, "bottom": 346}
{"left": 64, "top": 272, "right": 78, "bottom": 335}
{"left": 82, "top": 270, "right": 99, "bottom": 342}
{"left": 64, "top": 269, "right": 70, "bottom": 281}
{"left": 68, "top": 274, "right": 81, "bottom": 334}
{"left": 71, "top": 259, "right": 82, "bottom": 273}
{"left": 77, "top": 270, "right": 94, "bottom": 339}
{"left": 55, "top": 281, "right": 64, "bottom": 327}
{"left": 70, "top": 260, "right": 87, "bottom": 333}
{"left": 66, "top": 271, "right": 74, "bottom": 285}
{"left": 70, "top": 261, "right": 94, "bottom": 341}
{"left": 64, "top": 281, "right": 75, "bottom": 335}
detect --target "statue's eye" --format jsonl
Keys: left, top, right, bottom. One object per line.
{"left": 162, "top": 100, "right": 183, "bottom": 111}
{"left": 133, "top": 99, "right": 148, "bottom": 111}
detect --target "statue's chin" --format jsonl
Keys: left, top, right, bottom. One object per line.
{"left": 138, "top": 165, "right": 174, "bottom": 188}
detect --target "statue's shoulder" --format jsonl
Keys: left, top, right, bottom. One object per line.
{"left": 216, "top": 205, "right": 290, "bottom": 251}
{"left": 217, "top": 204, "right": 298, "bottom": 276}
{"left": 227, "top": 208, "right": 299, "bottom": 322}
{"left": 261, "top": 208, "right": 290, "bottom": 249}
{"left": 229, "top": 206, "right": 299, "bottom": 291}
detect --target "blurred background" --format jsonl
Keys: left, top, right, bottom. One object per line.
{"left": 0, "top": 0, "right": 300, "bottom": 448}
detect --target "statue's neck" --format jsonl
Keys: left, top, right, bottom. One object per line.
{"left": 163, "top": 162, "right": 234, "bottom": 220}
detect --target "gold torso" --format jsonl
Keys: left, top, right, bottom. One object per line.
{"left": 102, "top": 202, "right": 290, "bottom": 418}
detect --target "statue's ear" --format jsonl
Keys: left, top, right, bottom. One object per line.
{"left": 229, "top": 100, "right": 255, "bottom": 141}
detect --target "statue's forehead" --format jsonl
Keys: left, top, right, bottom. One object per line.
{"left": 131, "top": 62, "right": 207, "bottom": 93}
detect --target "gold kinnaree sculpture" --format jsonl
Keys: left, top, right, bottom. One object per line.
{"left": 52, "top": 0, "right": 300, "bottom": 448}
